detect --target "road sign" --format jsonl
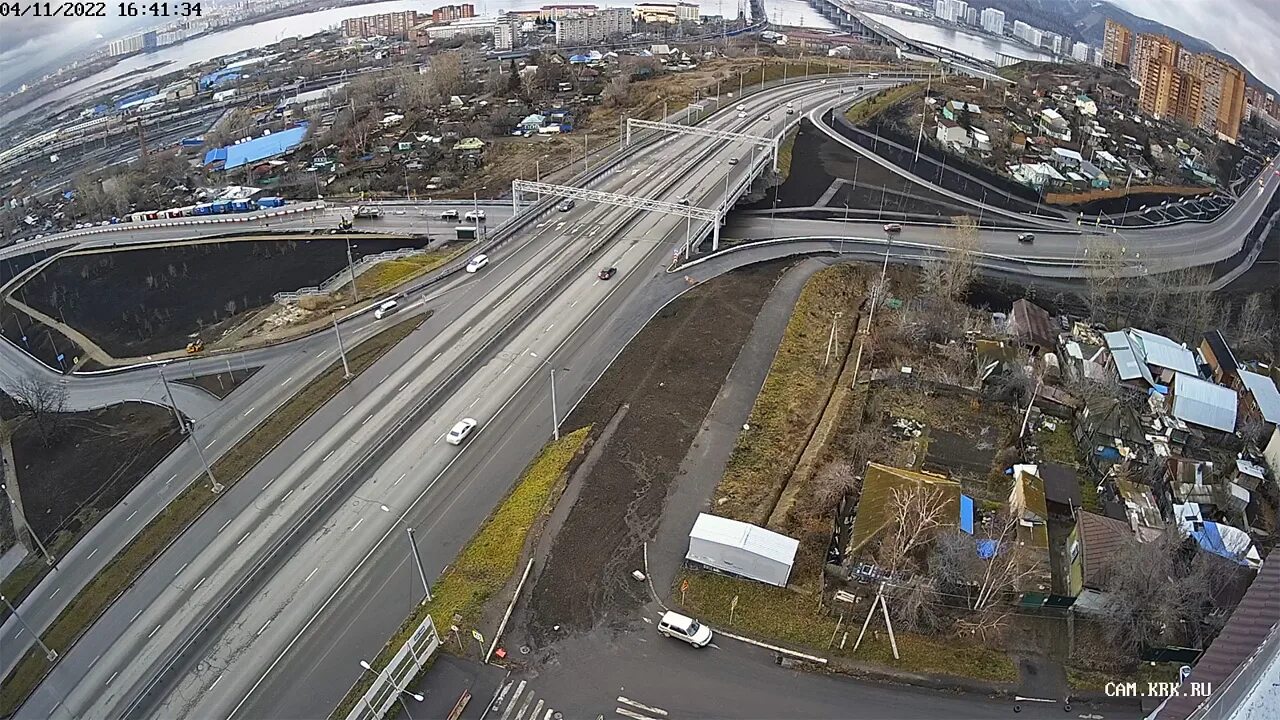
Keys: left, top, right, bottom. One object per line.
{"left": 680, "top": 579, "right": 689, "bottom": 593}
{"left": 471, "top": 629, "right": 484, "bottom": 643}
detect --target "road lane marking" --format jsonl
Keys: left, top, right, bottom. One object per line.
{"left": 305, "top": 567, "right": 319, "bottom": 583}
{"left": 469, "top": 397, "right": 479, "bottom": 409}
{"left": 256, "top": 620, "right": 271, "bottom": 636}
{"left": 618, "top": 697, "right": 668, "bottom": 716}
{"left": 89, "top": 654, "right": 101, "bottom": 669}
{"left": 126, "top": 510, "right": 138, "bottom": 523}
{"left": 500, "top": 681, "right": 526, "bottom": 720}
{"left": 282, "top": 489, "right": 294, "bottom": 503}
{"left": 323, "top": 450, "right": 335, "bottom": 462}
{"left": 210, "top": 673, "right": 223, "bottom": 691}
{"left": 362, "top": 414, "right": 373, "bottom": 425}
{"left": 49, "top": 587, "right": 60, "bottom": 600}
{"left": 305, "top": 439, "right": 317, "bottom": 451}
{"left": 434, "top": 433, "right": 446, "bottom": 444}
{"left": 432, "top": 352, "right": 442, "bottom": 361}
{"left": 281, "top": 376, "right": 292, "bottom": 386}
{"left": 381, "top": 373, "right": 391, "bottom": 383}
{"left": 237, "top": 531, "right": 251, "bottom": 546}
{"left": 106, "top": 671, "right": 119, "bottom": 686}
{"left": 174, "top": 562, "right": 189, "bottom": 577}
{"left": 194, "top": 576, "right": 207, "bottom": 591}
{"left": 349, "top": 518, "right": 364, "bottom": 533}
{"left": 147, "top": 623, "right": 163, "bottom": 639}
{"left": 545, "top": 324, "right": 554, "bottom": 332}
{"left": 570, "top": 300, "right": 577, "bottom": 308}
{"left": 616, "top": 708, "right": 661, "bottom": 720}
{"left": 463, "top": 325, "right": 472, "bottom": 334}
{"left": 165, "top": 473, "right": 177, "bottom": 486}
{"left": 130, "top": 608, "right": 144, "bottom": 624}
{"left": 502, "top": 364, "right": 512, "bottom": 374}
{"left": 219, "top": 518, "right": 234, "bottom": 534}
{"left": 394, "top": 472, "right": 406, "bottom": 487}
{"left": 318, "top": 350, "right": 329, "bottom": 358}
{"left": 399, "top": 381, "right": 411, "bottom": 392}
{"left": 530, "top": 699, "right": 544, "bottom": 720}
{"left": 243, "top": 407, "right": 255, "bottom": 417}
{"left": 342, "top": 405, "right": 354, "bottom": 416}
{"left": 205, "top": 439, "right": 216, "bottom": 450}
{"left": 263, "top": 478, "right": 276, "bottom": 491}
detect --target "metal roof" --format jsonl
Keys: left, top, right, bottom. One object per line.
{"left": 1104, "top": 331, "right": 1144, "bottom": 381}
{"left": 1172, "top": 373, "right": 1239, "bottom": 433}
{"left": 1128, "top": 328, "right": 1198, "bottom": 376}
{"left": 688, "top": 514, "right": 799, "bottom": 566}
{"left": 1238, "top": 370, "right": 1280, "bottom": 425}
{"left": 204, "top": 124, "right": 309, "bottom": 171}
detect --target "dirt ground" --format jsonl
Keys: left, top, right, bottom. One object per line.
{"left": 16, "top": 236, "right": 431, "bottom": 358}
{"left": 524, "top": 260, "right": 791, "bottom": 642}
{"left": 0, "top": 300, "right": 84, "bottom": 371}
{"left": 4, "top": 398, "right": 183, "bottom": 541}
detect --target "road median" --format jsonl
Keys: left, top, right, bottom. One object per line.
{"left": 0, "top": 312, "right": 428, "bottom": 718}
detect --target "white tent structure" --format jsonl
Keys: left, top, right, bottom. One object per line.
{"left": 685, "top": 513, "right": 799, "bottom": 587}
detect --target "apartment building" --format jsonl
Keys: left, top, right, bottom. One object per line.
{"left": 1102, "top": 18, "right": 1133, "bottom": 70}
{"left": 1129, "top": 31, "right": 1247, "bottom": 141}
{"left": 933, "top": 0, "right": 967, "bottom": 23}
{"left": 1071, "top": 41, "right": 1090, "bottom": 63}
{"left": 432, "top": 4, "right": 476, "bottom": 23}
{"left": 342, "top": 11, "right": 420, "bottom": 39}
{"left": 979, "top": 7, "right": 1004, "bottom": 35}
{"left": 1193, "top": 54, "right": 1246, "bottom": 141}
{"left": 555, "top": 7, "right": 633, "bottom": 45}
{"left": 1012, "top": 21, "right": 1042, "bottom": 47}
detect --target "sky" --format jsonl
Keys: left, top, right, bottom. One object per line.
{"left": 1109, "top": 0, "right": 1280, "bottom": 91}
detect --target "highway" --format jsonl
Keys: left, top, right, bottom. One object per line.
{"left": 6, "top": 73, "right": 1277, "bottom": 720}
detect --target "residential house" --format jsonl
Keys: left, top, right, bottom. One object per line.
{"left": 518, "top": 113, "right": 546, "bottom": 133}
{"left": 1069, "top": 510, "right": 1134, "bottom": 612}
{"left": 1078, "top": 159, "right": 1111, "bottom": 188}
{"left": 847, "top": 463, "right": 962, "bottom": 568}
{"left": 1237, "top": 369, "right": 1280, "bottom": 431}
{"left": 1011, "top": 162, "right": 1066, "bottom": 190}
{"left": 936, "top": 118, "right": 970, "bottom": 146}
{"left": 1008, "top": 467, "right": 1054, "bottom": 605}
{"left": 1039, "top": 108, "right": 1071, "bottom": 141}
{"left": 1169, "top": 373, "right": 1238, "bottom": 434}
{"left": 1199, "top": 330, "right": 1240, "bottom": 385}
{"left": 1051, "top": 147, "right": 1084, "bottom": 169}
{"left": 1104, "top": 328, "right": 1199, "bottom": 388}
{"left": 1075, "top": 94, "right": 1098, "bottom": 116}
{"left": 1009, "top": 298, "right": 1055, "bottom": 352}
{"left": 1040, "top": 463, "right": 1084, "bottom": 513}
{"left": 1074, "top": 396, "right": 1147, "bottom": 478}
{"left": 971, "top": 127, "right": 992, "bottom": 152}
{"left": 1264, "top": 428, "right": 1280, "bottom": 479}
{"left": 1114, "top": 477, "right": 1166, "bottom": 541}
{"left": 1094, "top": 150, "right": 1127, "bottom": 174}
{"left": 1233, "top": 458, "right": 1266, "bottom": 493}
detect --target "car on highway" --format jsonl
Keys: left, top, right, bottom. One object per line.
{"left": 736, "top": 104, "right": 745, "bottom": 112}
{"left": 658, "top": 611, "right": 713, "bottom": 647}
{"left": 763, "top": 113, "right": 770, "bottom": 120}
{"left": 440, "top": 209, "right": 460, "bottom": 220}
{"left": 1018, "top": 233, "right": 1035, "bottom": 243}
{"left": 598, "top": 266, "right": 617, "bottom": 280}
{"left": 883, "top": 223, "right": 902, "bottom": 233}
{"left": 728, "top": 157, "right": 739, "bottom": 165}
{"left": 677, "top": 195, "right": 690, "bottom": 206}
{"left": 446, "top": 418, "right": 478, "bottom": 445}
{"left": 465, "top": 210, "right": 486, "bottom": 222}
{"left": 466, "top": 254, "right": 489, "bottom": 273}
{"left": 558, "top": 199, "right": 575, "bottom": 212}
{"left": 374, "top": 299, "right": 399, "bottom": 319}
{"left": 737, "top": 111, "right": 746, "bottom": 119}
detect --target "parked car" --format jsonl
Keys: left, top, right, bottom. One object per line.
{"left": 883, "top": 223, "right": 902, "bottom": 233}
{"left": 445, "top": 418, "right": 478, "bottom": 445}
{"left": 1017, "top": 233, "right": 1035, "bottom": 243}
{"left": 440, "top": 209, "right": 460, "bottom": 220}
{"left": 657, "top": 611, "right": 713, "bottom": 647}
{"left": 558, "top": 199, "right": 575, "bottom": 212}
{"left": 466, "top": 254, "right": 489, "bottom": 273}
{"left": 598, "top": 267, "right": 617, "bottom": 280}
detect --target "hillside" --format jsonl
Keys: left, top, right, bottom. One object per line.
{"left": 976, "top": 0, "right": 1276, "bottom": 96}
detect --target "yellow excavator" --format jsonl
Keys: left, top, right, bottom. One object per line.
{"left": 186, "top": 338, "right": 205, "bottom": 354}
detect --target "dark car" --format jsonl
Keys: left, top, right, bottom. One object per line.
{"left": 598, "top": 267, "right": 617, "bottom": 280}
{"left": 1017, "top": 233, "right": 1035, "bottom": 243}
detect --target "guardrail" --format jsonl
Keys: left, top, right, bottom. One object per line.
{"left": 344, "top": 615, "right": 440, "bottom": 720}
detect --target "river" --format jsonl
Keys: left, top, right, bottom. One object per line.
{"left": 1, "top": 0, "right": 832, "bottom": 128}
{"left": 863, "top": 11, "right": 1053, "bottom": 64}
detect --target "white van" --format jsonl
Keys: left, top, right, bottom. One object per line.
{"left": 374, "top": 299, "right": 399, "bottom": 319}
{"left": 657, "top": 611, "right": 713, "bottom": 647}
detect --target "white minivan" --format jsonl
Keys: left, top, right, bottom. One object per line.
{"left": 657, "top": 611, "right": 713, "bottom": 647}
{"left": 374, "top": 299, "right": 399, "bottom": 319}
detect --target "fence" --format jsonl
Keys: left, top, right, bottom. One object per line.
{"left": 345, "top": 614, "right": 440, "bottom": 720}
{"left": 272, "top": 246, "right": 440, "bottom": 303}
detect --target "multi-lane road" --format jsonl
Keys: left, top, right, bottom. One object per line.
{"left": 4, "top": 73, "right": 1277, "bottom": 720}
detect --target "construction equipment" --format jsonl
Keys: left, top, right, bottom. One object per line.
{"left": 185, "top": 338, "right": 205, "bottom": 354}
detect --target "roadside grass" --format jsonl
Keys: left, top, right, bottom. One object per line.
{"left": 678, "top": 569, "right": 1018, "bottom": 683}
{"left": 1034, "top": 422, "right": 1100, "bottom": 511}
{"left": 713, "top": 265, "right": 863, "bottom": 526}
{"left": 777, "top": 126, "right": 800, "bottom": 180}
{"left": 844, "top": 83, "right": 922, "bottom": 126}
{"left": 330, "top": 427, "right": 591, "bottom": 720}
{"left": 0, "top": 313, "right": 428, "bottom": 717}
{"left": 353, "top": 248, "right": 464, "bottom": 297}
{"left": 1068, "top": 662, "right": 1181, "bottom": 693}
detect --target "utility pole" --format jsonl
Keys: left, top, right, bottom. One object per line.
{"left": 2, "top": 483, "right": 56, "bottom": 568}
{"left": 188, "top": 432, "right": 223, "bottom": 494}
{"left": 158, "top": 365, "right": 188, "bottom": 434}
{"left": 333, "top": 317, "right": 352, "bottom": 379}
{"left": 407, "top": 528, "right": 431, "bottom": 603}
{"left": 548, "top": 365, "right": 559, "bottom": 441}
{"left": 345, "top": 236, "right": 359, "bottom": 302}
{"left": 1, "top": 594, "right": 56, "bottom": 660}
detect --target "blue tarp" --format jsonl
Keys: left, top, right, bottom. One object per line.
{"left": 959, "top": 495, "right": 974, "bottom": 535}
{"left": 203, "top": 124, "right": 309, "bottom": 171}
{"left": 1191, "top": 522, "right": 1248, "bottom": 565}
{"left": 977, "top": 540, "right": 999, "bottom": 559}
{"left": 200, "top": 68, "right": 241, "bottom": 90}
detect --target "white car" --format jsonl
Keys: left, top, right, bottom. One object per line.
{"left": 446, "top": 418, "right": 478, "bottom": 445}
{"left": 440, "top": 209, "right": 460, "bottom": 220}
{"left": 466, "top": 254, "right": 489, "bottom": 273}
{"left": 465, "top": 210, "right": 486, "bottom": 222}
{"left": 657, "top": 611, "right": 713, "bottom": 647}
{"left": 737, "top": 111, "right": 746, "bottom": 119}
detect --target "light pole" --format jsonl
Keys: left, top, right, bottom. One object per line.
{"left": 187, "top": 432, "right": 222, "bottom": 493}
{"left": 530, "top": 354, "right": 565, "bottom": 440}
{"left": 359, "top": 660, "right": 424, "bottom": 719}
{"left": 1, "top": 594, "right": 56, "bottom": 660}
{"left": 158, "top": 365, "right": 188, "bottom": 434}
{"left": 333, "top": 317, "right": 352, "bottom": 380}
{"left": 2, "top": 483, "right": 56, "bottom": 568}
{"left": 406, "top": 527, "right": 431, "bottom": 603}
{"left": 345, "top": 237, "right": 359, "bottom": 302}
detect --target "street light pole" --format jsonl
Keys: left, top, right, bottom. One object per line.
{"left": 406, "top": 527, "right": 431, "bottom": 603}
{"left": 2, "top": 483, "right": 56, "bottom": 568}
{"left": 187, "top": 432, "right": 222, "bottom": 493}
{"left": 333, "top": 317, "right": 352, "bottom": 380}
{"left": 359, "top": 660, "right": 424, "bottom": 718}
{"left": 345, "top": 237, "right": 359, "bottom": 302}
{"left": 549, "top": 365, "right": 559, "bottom": 441}
{"left": 1, "top": 594, "right": 57, "bottom": 660}
{"left": 158, "top": 365, "right": 188, "bottom": 434}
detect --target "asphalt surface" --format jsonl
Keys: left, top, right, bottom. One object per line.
{"left": 11, "top": 77, "right": 891, "bottom": 720}
{"left": 7, "top": 74, "right": 1276, "bottom": 720}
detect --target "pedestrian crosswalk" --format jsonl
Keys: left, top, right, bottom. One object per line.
{"left": 614, "top": 695, "right": 670, "bottom": 720}
{"left": 491, "top": 679, "right": 560, "bottom": 720}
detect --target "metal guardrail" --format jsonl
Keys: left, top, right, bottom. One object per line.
{"left": 345, "top": 615, "right": 440, "bottom": 720}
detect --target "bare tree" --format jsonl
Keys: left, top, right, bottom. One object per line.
{"left": 812, "top": 460, "right": 857, "bottom": 511}
{"left": 875, "top": 484, "right": 952, "bottom": 577}
{"left": 942, "top": 215, "right": 979, "bottom": 300}
{"left": 11, "top": 375, "right": 68, "bottom": 447}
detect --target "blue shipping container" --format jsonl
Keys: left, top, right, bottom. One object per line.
{"left": 256, "top": 197, "right": 285, "bottom": 208}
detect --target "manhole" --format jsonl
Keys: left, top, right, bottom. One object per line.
{"left": 520, "top": 645, "right": 531, "bottom": 655}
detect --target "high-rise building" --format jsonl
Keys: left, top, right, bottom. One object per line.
{"left": 341, "top": 11, "right": 421, "bottom": 39}
{"left": 107, "top": 33, "right": 146, "bottom": 56}
{"left": 433, "top": 5, "right": 476, "bottom": 23}
{"left": 1102, "top": 18, "right": 1133, "bottom": 70}
{"left": 1012, "top": 21, "right": 1042, "bottom": 47}
{"left": 1071, "top": 41, "right": 1090, "bottom": 63}
{"left": 979, "top": 8, "right": 1005, "bottom": 35}
{"left": 493, "top": 19, "right": 517, "bottom": 50}
{"left": 1041, "top": 31, "right": 1064, "bottom": 55}
{"left": 933, "top": 0, "right": 967, "bottom": 23}
{"left": 1128, "top": 33, "right": 1247, "bottom": 141}
{"left": 963, "top": 6, "right": 977, "bottom": 26}
{"left": 1193, "top": 54, "right": 1246, "bottom": 141}
{"left": 1132, "top": 34, "right": 1190, "bottom": 120}
{"left": 555, "top": 7, "right": 632, "bottom": 45}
